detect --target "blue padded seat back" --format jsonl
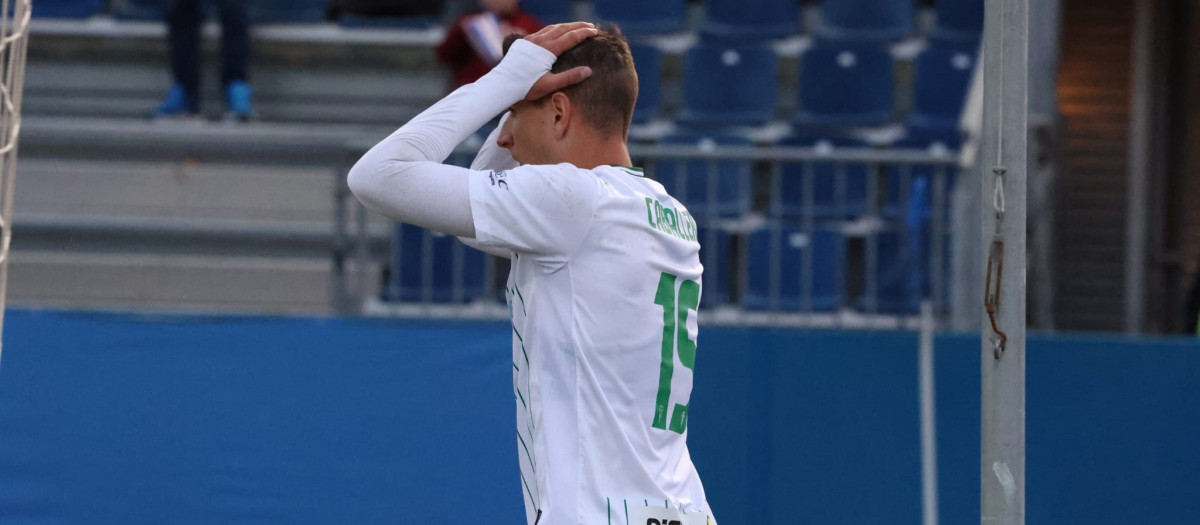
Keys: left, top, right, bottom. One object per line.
{"left": 680, "top": 41, "right": 779, "bottom": 126}
{"left": 816, "top": 0, "right": 915, "bottom": 41}
{"left": 795, "top": 43, "right": 895, "bottom": 128}
{"left": 593, "top": 0, "right": 687, "bottom": 34}
{"left": 701, "top": 0, "right": 801, "bottom": 40}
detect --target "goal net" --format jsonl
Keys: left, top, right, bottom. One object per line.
{"left": 0, "top": 0, "right": 32, "bottom": 365}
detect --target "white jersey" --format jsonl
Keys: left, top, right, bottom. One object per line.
{"left": 468, "top": 163, "right": 716, "bottom": 525}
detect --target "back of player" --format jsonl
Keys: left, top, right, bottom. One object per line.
{"left": 346, "top": 21, "right": 717, "bottom": 525}
{"left": 571, "top": 165, "right": 712, "bottom": 525}
{"left": 470, "top": 161, "right": 715, "bottom": 524}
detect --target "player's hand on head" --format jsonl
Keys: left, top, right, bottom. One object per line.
{"left": 522, "top": 22, "right": 597, "bottom": 101}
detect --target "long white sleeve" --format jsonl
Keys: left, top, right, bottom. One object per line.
{"left": 459, "top": 113, "right": 520, "bottom": 258}
{"left": 347, "top": 40, "right": 556, "bottom": 238}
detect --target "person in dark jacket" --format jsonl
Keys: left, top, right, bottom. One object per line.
{"left": 436, "top": 0, "right": 543, "bottom": 90}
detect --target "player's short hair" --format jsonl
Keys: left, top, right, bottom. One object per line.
{"left": 503, "top": 27, "right": 638, "bottom": 139}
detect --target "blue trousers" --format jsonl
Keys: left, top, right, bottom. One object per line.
{"left": 167, "top": 0, "right": 250, "bottom": 109}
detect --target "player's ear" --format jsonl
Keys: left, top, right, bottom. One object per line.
{"left": 550, "top": 92, "right": 571, "bottom": 139}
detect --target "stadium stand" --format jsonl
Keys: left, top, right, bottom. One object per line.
{"left": 592, "top": 0, "right": 687, "bottom": 34}
{"left": 700, "top": 0, "right": 801, "bottom": 41}
{"left": 697, "top": 227, "right": 732, "bottom": 308}
{"left": 33, "top": 0, "right": 104, "bottom": 19}
{"left": 628, "top": 42, "right": 663, "bottom": 124}
{"left": 649, "top": 133, "right": 755, "bottom": 218}
{"left": 793, "top": 42, "right": 895, "bottom": 129}
{"left": 745, "top": 226, "right": 844, "bottom": 311}
{"left": 930, "top": 0, "right": 985, "bottom": 44}
{"left": 907, "top": 41, "right": 978, "bottom": 132}
{"left": 16, "top": 0, "right": 966, "bottom": 315}
{"left": 520, "top": 0, "right": 574, "bottom": 23}
{"left": 249, "top": 0, "right": 327, "bottom": 24}
{"left": 815, "top": 0, "right": 916, "bottom": 42}
{"left": 386, "top": 223, "right": 488, "bottom": 303}
{"left": 776, "top": 135, "right": 872, "bottom": 220}
{"left": 678, "top": 40, "right": 779, "bottom": 126}
{"left": 109, "top": 0, "right": 167, "bottom": 21}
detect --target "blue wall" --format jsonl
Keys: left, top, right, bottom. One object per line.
{"left": 0, "top": 310, "right": 1197, "bottom": 524}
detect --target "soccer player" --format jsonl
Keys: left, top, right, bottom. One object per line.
{"left": 348, "top": 22, "right": 717, "bottom": 525}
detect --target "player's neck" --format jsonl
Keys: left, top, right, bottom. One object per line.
{"left": 562, "top": 136, "right": 631, "bottom": 171}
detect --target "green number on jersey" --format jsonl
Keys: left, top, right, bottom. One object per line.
{"left": 652, "top": 272, "right": 700, "bottom": 434}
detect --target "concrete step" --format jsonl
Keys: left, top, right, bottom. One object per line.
{"left": 6, "top": 250, "right": 375, "bottom": 315}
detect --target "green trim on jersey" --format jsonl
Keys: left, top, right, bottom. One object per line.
{"left": 612, "top": 165, "right": 645, "bottom": 177}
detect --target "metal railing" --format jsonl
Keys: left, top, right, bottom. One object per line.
{"left": 334, "top": 142, "right": 961, "bottom": 328}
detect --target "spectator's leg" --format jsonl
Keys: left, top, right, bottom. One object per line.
{"left": 214, "top": 0, "right": 254, "bottom": 118}
{"left": 166, "top": 0, "right": 203, "bottom": 112}
{"left": 214, "top": 0, "right": 251, "bottom": 87}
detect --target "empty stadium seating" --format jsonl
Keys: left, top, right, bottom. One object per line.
{"left": 862, "top": 228, "right": 950, "bottom": 314}
{"left": 794, "top": 42, "right": 895, "bottom": 128}
{"left": 776, "top": 135, "right": 873, "bottom": 219}
{"left": 930, "top": 0, "right": 985, "bottom": 44}
{"left": 648, "top": 133, "right": 755, "bottom": 219}
{"left": 700, "top": 0, "right": 801, "bottom": 40}
{"left": 884, "top": 127, "right": 961, "bottom": 218}
{"left": 629, "top": 43, "right": 663, "bottom": 124}
{"left": 908, "top": 41, "right": 978, "bottom": 132}
{"left": 745, "top": 227, "right": 844, "bottom": 311}
{"left": 520, "top": 0, "right": 574, "bottom": 23}
{"left": 679, "top": 40, "right": 779, "bottom": 126}
{"left": 592, "top": 0, "right": 687, "bottom": 34}
{"left": 250, "top": 0, "right": 326, "bottom": 24}
{"left": 387, "top": 224, "right": 488, "bottom": 304}
{"left": 34, "top": 0, "right": 104, "bottom": 19}
{"left": 109, "top": 0, "right": 166, "bottom": 21}
{"left": 697, "top": 227, "right": 732, "bottom": 308}
{"left": 815, "top": 0, "right": 916, "bottom": 42}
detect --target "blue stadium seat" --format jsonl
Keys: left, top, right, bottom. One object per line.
{"left": 387, "top": 224, "right": 488, "bottom": 303}
{"left": 863, "top": 229, "right": 950, "bottom": 314}
{"left": 649, "top": 133, "right": 755, "bottom": 219}
{"left": 776, "top": 135, "right": 872, "bottom": 219}
{"left": 862, "top": 230, "right": 915, "bottom": 313}
{"left": 629, "top": 43, "right": 663, "bottom": 124}
{"left": 697, "top": 227, "right": 732, "bottom": 308}
{"left": 700, "top": 0, "right": 801, "bottom": 40}
{"left": 250, "top": 0, "right": 326, "bottom": 24}
{"left": 593, "top": 0, "right": 687, "bottom": 34}
{"left": 884, "top": 127, "right": 961, "bottom": 218}
{"left": 909, "top": 42, "right": 978, "bottom": 131}
{"left": 110, "top": 0, "right": 167, "bottom": 21}
{"left": 745, "top": 227, "right": 844, "bottom": 311}
{"left": 815, "top": 0, "right": 915, "bottom": 41}
{"left": 34, "top": 0, "right": 104, "bottom": 19}
{"left": 679, "top": 41, "right": 779, "bottom": 126}
{"left": 930, "top": 0, "right": 984, "bottom": 44}
{"left": 794, "top": 43, "right": 895, "bottom": 128}
{"left": 520, "top": 0, "right": 572, "bottom": 23}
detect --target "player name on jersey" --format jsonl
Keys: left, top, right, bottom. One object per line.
{"left": 644, "top": 197, "right": 698, "bottom": 242}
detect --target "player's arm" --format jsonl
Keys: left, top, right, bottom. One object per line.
{"left": 347, "top": 23, "right": 597, "bottom": 238}
{"left": 457, "top": 113, "right": 519, "bottom": 259}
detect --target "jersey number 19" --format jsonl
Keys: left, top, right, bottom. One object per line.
{"left": 652, "top": 272, "right": 699, "bottom": 434}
